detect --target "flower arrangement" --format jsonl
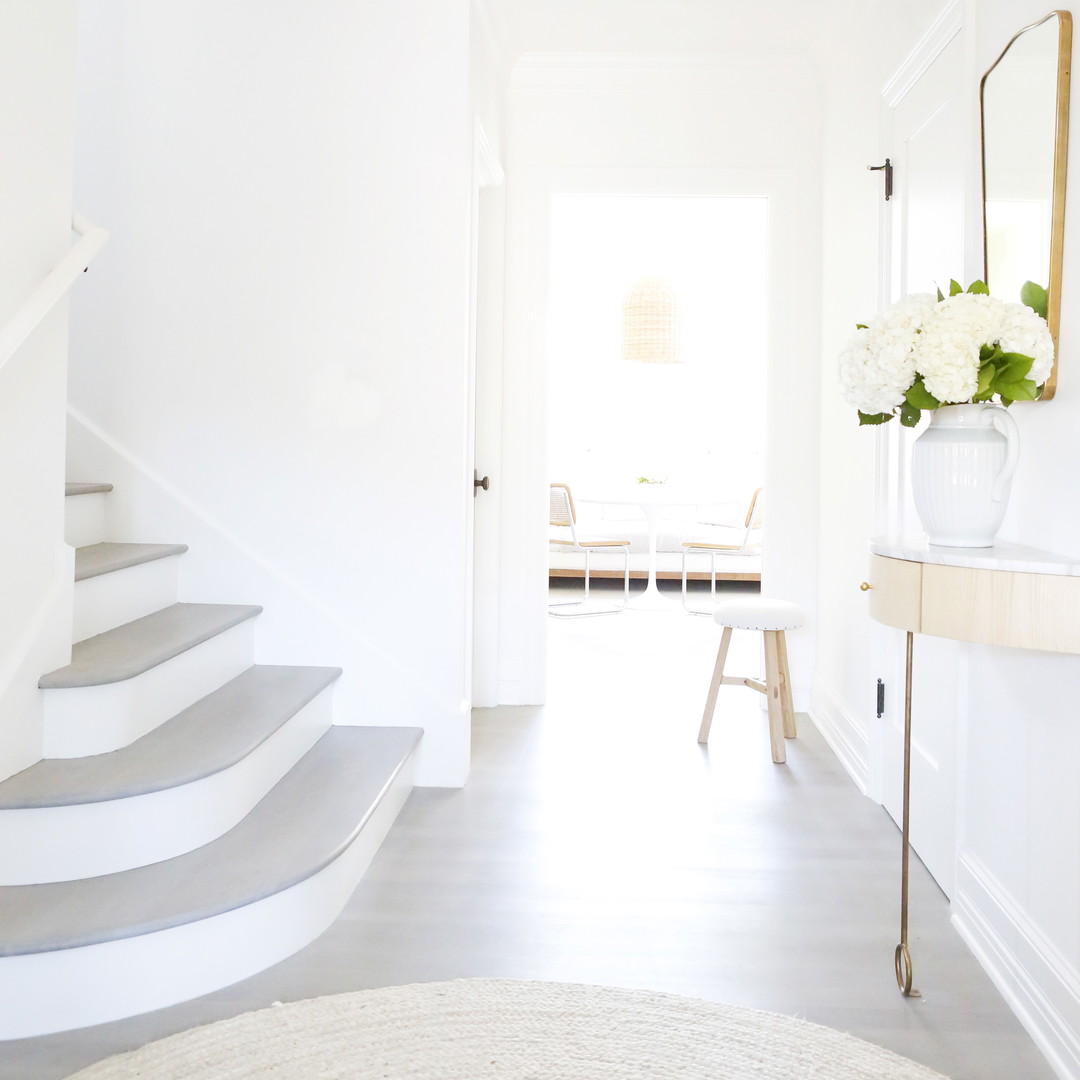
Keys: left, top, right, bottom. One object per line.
{"left": 838, "top": 280, "right": 1054, "bottom": 426}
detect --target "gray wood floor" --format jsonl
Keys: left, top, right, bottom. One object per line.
{"left": 1, "top": 585, "right": 1057, "bottom": 1079}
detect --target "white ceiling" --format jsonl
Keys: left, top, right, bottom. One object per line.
{"left": 492, "top": 0, "right": 865, "bottom": 62}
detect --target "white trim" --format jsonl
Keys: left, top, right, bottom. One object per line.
{"left": 471, "top": 0, "right": 511, "bottom": 70}
{"left": 880, "top": 0, "right": 964, "bottom": 108}
{"left": 474, "top": 118, "right": 505, "bottom": 188}
{"left": 953, "top": 850, "right": 1080, "bottom": 1080}
{"left": 510, "top": 53, "right": 813, "bottom": 93}
{"left": 808, "top": 676, "right": 870, "bottom": 795}
{"left": 0, "top": 214, "right": 108, "bottom": 372}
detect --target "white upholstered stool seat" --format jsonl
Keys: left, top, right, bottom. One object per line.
{"left": 711, "top": 598, "right": 805, "bottom": 632}
{"left": 699, "top": 597, "right": 805, "bottom": 763}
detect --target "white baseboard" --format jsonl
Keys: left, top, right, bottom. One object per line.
{"left": 807, "top": 675, "right": 869, "bottom": 795}
{"left": 953, "top": 851, "right": 1080, "bottom": 1080}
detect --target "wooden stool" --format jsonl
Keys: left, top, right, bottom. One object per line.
{"left": 698, "top": 598, "right": 805, "bottom": 763}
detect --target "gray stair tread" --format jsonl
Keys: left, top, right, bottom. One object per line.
{"left": 39, "top": 603, "right": 263, "bottom": 689}
{"left": 75, "top": 542, "right": 189, "bottom": 582}
{"left": 0, "top": 666, "right": 342, "bottom": 809}
{"left": 65, "top": 482, "right": 113, "bottom": 497}
{"left": 0, "top": 726, "right": 422, "bottom": 956}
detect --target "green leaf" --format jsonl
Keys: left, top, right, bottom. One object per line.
{"left": 996, "top": 352, "right": 1034, "bottom": 379}
{"left": 979, "top": 344, "right": 1000, "bottom": 363}
{"left": 966, "top": 280, "right": 990, "bottom": 294}
{"left": 858, "top": 411, "right": 892, "bottom": 426}
{"left": 995, "top": 378, "right": 1038, "bottom": 402}
{"left": 1020, "top": 280, "right": 1048, "bottom": 318}
{"left": 936, "top": 285, "right": 945, "bottom": 302}
{"left": 949, "top": 279, "right": 964, "bottom": 296}
{"left": 855, "top": 323, "right": 868, "bottom": 330}
{"left": 905, "top": 377, "right": 941, "bottom": 410}
{"left": 999, "top": 396, "right": 1014, "bottom": 407}
{"left": 976, "top": 363, "right": 996, "bottom": 395}
{"left": 899, "top": 401, "right": 922, "bottom": 427}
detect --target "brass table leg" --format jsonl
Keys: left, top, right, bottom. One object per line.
{"left": 895, "top": 630, "right": 921, "bottom": 998}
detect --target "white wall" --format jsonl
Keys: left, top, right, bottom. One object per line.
{"left": 70, "top": 0, "right": 476, "bottom": 786}
{"left": 501, "top": 56, "right": 823, "bottom": 704}
{"left": 0, "top": 1, "right": 80, "bottom": 782}
{"left": 815, "top": 0, "right": 1080, "bottom": 1073}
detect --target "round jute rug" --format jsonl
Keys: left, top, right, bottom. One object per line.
{"left": 64, "top": 978, "right": 950, "bottom": 1080}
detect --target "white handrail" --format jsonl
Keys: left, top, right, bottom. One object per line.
{"left": 0, "top": 212, "right": 109, "bottom": 372}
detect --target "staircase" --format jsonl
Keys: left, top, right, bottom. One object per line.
{"left": 0, "top": 483, "right": 421, "bottom": 1039}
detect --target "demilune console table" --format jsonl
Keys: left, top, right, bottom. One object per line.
{"left": 863, "top": 536, "right": 1080, "bottom": 995}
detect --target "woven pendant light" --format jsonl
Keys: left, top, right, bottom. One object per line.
{"left": 622, "top": 276, "right": 680, "bottom": 363}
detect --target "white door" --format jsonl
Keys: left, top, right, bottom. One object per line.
{"left": 876, "top": 30, "right": 968, "bottom": 899}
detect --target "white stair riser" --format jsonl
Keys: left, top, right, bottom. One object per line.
{"left": 43, "top": 622, "right": 256, "bottom": 758}
{"left": 64, "top": 494, "right": 108, "bottom": 548}
{"left": 73, "top": 558, "right": 181, "bottom": 643}
{"left": 0, "top": 692, "right": 335, "bottom": 885}
{"left": 0, "top": 751, "right": 415, "bottom": 1039}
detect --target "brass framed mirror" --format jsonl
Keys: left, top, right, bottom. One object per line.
{"left": 981, "top": 10, "right": 1072, "bottom": 399}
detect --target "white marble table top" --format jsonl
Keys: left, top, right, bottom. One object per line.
{"left": 870, "top": 535, "right": 1080, "bottom": 577}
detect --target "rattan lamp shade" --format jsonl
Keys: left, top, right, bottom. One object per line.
{"left": 622, "top": 276, "right": 680, "bottom": 363}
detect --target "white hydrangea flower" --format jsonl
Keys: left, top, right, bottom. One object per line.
{"left": 996, "top": 302, "right": 1054, "bottom": 385}
{"left": 913, "top": 292, "right": 1054, "bottom": 403}
{"left": 837, "top": 293, "right": 936, "bottom": 414}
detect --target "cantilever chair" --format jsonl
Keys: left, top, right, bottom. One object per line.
{"left": 681, "top": 487, "right": 763, "bottom": 615}
{"left": 548, "top": 483, "right": 631, "bottom": 617}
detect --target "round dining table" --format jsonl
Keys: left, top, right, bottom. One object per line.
{"left": 577, "top": 486, "right": 716, "bottom": 610}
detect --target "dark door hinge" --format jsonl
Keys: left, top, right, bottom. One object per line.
{"left": 876, "top": 678, "right": 885, "bottom": 718}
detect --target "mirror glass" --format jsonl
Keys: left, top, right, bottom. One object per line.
{"left": 981, "top": 11, "right": 1071, "bottom": 397}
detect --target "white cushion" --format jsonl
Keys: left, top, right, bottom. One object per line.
{"left": 712, "top": 597, "right": 805, "bottom": 631}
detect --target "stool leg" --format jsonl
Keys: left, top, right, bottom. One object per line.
{"left": 762, "top": 630, "right": 787, "bottom": 764}
{"left": 776, "top": 630, "right": 797, "bottom": 739}
{"left": 698, "top": 626, "right": 733, "bottom": 744}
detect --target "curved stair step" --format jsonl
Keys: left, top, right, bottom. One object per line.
{"left": 41, "top": 604, "right": 263, "bottom": 757}
{"left": 0, "top": 725, "right": 422, "bottom": 1039}
{"left": 74, "top": 542, "right": 188, "bottom": 582}
{"left": 3, "top": 665, "right": 342, "bottom": 808}
{"left": 40, "top": 603, "right": 262, "bottom": 689}
{"left": 0, "top": 666, "right": 344, "bottom": 883}
{"left": 73, "top": 543, "right": 191, "bottom": 641}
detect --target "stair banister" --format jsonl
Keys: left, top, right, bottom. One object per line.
{"left": 0, "top": 212, "right": 108, "bottom": 372}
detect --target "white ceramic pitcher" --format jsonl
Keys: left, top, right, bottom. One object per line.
{"left": 910, "top": 403, "right": 1020, "bottom": 548}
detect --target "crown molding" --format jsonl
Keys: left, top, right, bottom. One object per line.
{"left": 880, "top": 0, "right": 963, "bottom": 108}
{"left": 509, "top": 52, "right": 815, "bottom": 93}
{"left": 471, "top": 0, "right": 512, "bottom": 71}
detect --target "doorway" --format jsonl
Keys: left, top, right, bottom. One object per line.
{"left": 545, "top": 194, "right": 768, "bottom": 605}
{"left": 492, "top": 166, "right": 819, "bottom": 711}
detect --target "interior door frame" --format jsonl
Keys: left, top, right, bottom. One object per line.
{"left": 496, "top": 164, "right": 821, "bottom": 708}
{"left": 870, "top": 4, "right": 971, "bottom": 897}
{"left": 468, "top": 119, "right": 506, "bottom": 708}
